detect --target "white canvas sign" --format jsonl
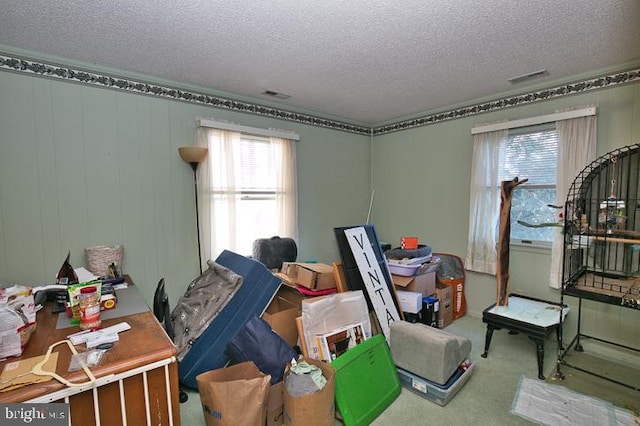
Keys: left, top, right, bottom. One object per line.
{"left": 344, "top": 227, "right": 400, "bottom": 341}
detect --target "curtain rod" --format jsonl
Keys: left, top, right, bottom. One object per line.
{"left": 197, "top": 118, "right": 300, "bottom": 140}
{"left": 471, "top": 106, "right": 596, "bottom": 135}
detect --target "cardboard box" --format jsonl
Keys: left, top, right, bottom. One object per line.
{"left": 282, "top": 262, "right": 336, "bottom": 290}
{"left": 435, "top": 283, "right": 453, "bottom": 329}
{"left": 262, "top": 281, "right": 310, "bottom": 347}
{"left": 435, "top": 283, "right": 453, "bottom": 305}
{"left": 395, "top": 290, "right": 423, "bottom": 314}
{"left": 392, "top": 270, "right": 436, "bottom": 297}
{"left": 266, "top": 381, "right": 285, "bottom": 426}
{"left": 281, "top": 262, "right": 297, "bottom": 278}
{"left": 438, "top": 298, "right": 453, "bottom": 329}
{"left": 274, "top": 271, "right": 297, "bottom": 288}
{"left": 295, "top": 317, "right": 309, "bottom": 357}
{"left": 262, "top": 296, "right": 300, "bottom": 347}
{"left": 276, "top": 282, "right": 307, "bottom": 306}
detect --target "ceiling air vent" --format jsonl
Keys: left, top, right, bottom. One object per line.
{"left": 508, "top": 69, "right": 550, "bottom": 84}
{"left": 263, "top": 90, "right": 291, "bottom": 100}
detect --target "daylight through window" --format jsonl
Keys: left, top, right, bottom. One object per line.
{"left": 499, "top": 125, "right": 558, "bottom": 246}
{"left": 198, "top": 125, "right": 298, "bottom": 260}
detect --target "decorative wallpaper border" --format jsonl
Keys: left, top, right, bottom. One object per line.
{"left": 0, "top": 54, "right": 371, "bottom": 135}
{"left": 1, "top": 53, "right": 639, "bottom": 136}
{"left": 373, "top": 68, "right": 640, "bottom": 135}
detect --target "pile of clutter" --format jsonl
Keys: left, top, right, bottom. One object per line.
{"left": 189, "top": 234, "right": 473, "bottom": 426}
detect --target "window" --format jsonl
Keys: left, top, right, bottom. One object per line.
{"left": 198, "top": 124, "right": 298, "bottom": 262}
{"left": 232, "top": 135, "right": 281, "bottom": 254}
{"left": 499, "top": 125, "right": 558, "bottom": 246}
{"left": 466, "top": 106, "right": 596, "bottom": 278}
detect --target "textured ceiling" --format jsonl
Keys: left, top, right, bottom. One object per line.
{"left": 1, "top": 0, "right": 640, "bottom": 126}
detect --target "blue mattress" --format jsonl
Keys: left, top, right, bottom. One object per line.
{"left": 178, "top": 250, "right": 281, "bottom": 389}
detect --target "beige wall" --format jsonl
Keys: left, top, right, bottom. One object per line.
{"left": 371, "top": 81, "right": 640, "bottom": 347}
{"left": 1, "top": 52, "right": 639, "bottom": 350}
{"left": 0, "top": 70, "right": 372, "bottom": 305}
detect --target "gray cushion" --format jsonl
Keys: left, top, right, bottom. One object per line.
{"left": 390, "top": 321, "right": 471, "bottom": 385}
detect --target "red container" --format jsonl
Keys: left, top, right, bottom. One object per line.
{"left": 401, "top": 237, "right": 419, "bottom": 250}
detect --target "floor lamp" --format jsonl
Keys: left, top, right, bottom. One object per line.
{"left": 178, "top": 146, "right": 208, "bottom": 274}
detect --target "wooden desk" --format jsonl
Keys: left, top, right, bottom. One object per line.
{"left": 0, "top": 281, "right": 181, "bottom": 426}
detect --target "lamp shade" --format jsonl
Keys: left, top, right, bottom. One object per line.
{"left": 178, "top": 146, "right": 208, "bottom": 164}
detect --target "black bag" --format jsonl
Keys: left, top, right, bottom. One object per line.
{"left": 225, "top": 316, "right": 297, "bottom": 385}
{"left": 252, "top": 236, "right": 297, "bottom": 270}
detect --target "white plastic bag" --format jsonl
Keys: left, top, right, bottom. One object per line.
{"left": 301, "top": 290, "right": 371, "bottom": 361}
{"left": 0, "top": 285, "right": 37, "bottom": 359}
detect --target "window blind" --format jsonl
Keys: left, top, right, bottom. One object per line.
{"left": 498, "top": 128, "right": 558, "bottom": 186}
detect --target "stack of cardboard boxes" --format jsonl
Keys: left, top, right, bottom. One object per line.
{"left": 391, "top": 260, "right": 454, "bottom": 329}
{"left": 269, "top": 260, "right": 457, "bottom": 342}
{"left": 267, "top": 259, "right": 458, "bottom": 343}
{"left": 256, "top": 257, "right": 467, "bottom": 424}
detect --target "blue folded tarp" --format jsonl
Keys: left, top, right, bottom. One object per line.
{"left": 178, "top": 250, "right": 281, "bottom": 389}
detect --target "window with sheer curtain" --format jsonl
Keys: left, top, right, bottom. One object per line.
{"left": 196, "top": 125, "right": 298, "bottom": 267}
{"left": 465, "top": 106, "right": 596, "bottom": 287}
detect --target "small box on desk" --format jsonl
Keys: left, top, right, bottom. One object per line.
{"left": 101, "top": 294, "right": 117, "bottom": 311}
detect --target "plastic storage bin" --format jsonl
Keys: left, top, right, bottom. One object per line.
{"left": 397, "top": 360, "right": 474, "bottom": 406}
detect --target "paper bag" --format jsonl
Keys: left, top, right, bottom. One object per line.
{"left": 0, "top": 353, "right": 58, "bottom": 392}
{"left": 0, "top": 285, "right": 37, "bottom": 359}
{"left": 283, "top": 358, "right": 335, "bottom": 426}
{"left": 196, "top": 361, "right": 271, "bottom": 426}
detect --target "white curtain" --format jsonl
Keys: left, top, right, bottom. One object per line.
{"left": 273, "top": 137, "right": 298, "bottom": 240}
{"left": 465, "top": 129, "right": 507, "bottom": 275}
{"left": 549, "top": 106, "right": 597, "bottom": 288}
{"left": 196, "top": 127, "right": 298, "bottom": 271}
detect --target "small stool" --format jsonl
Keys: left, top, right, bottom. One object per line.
{"left": 481, "top": 294, "right": 568, "bottom": 380}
